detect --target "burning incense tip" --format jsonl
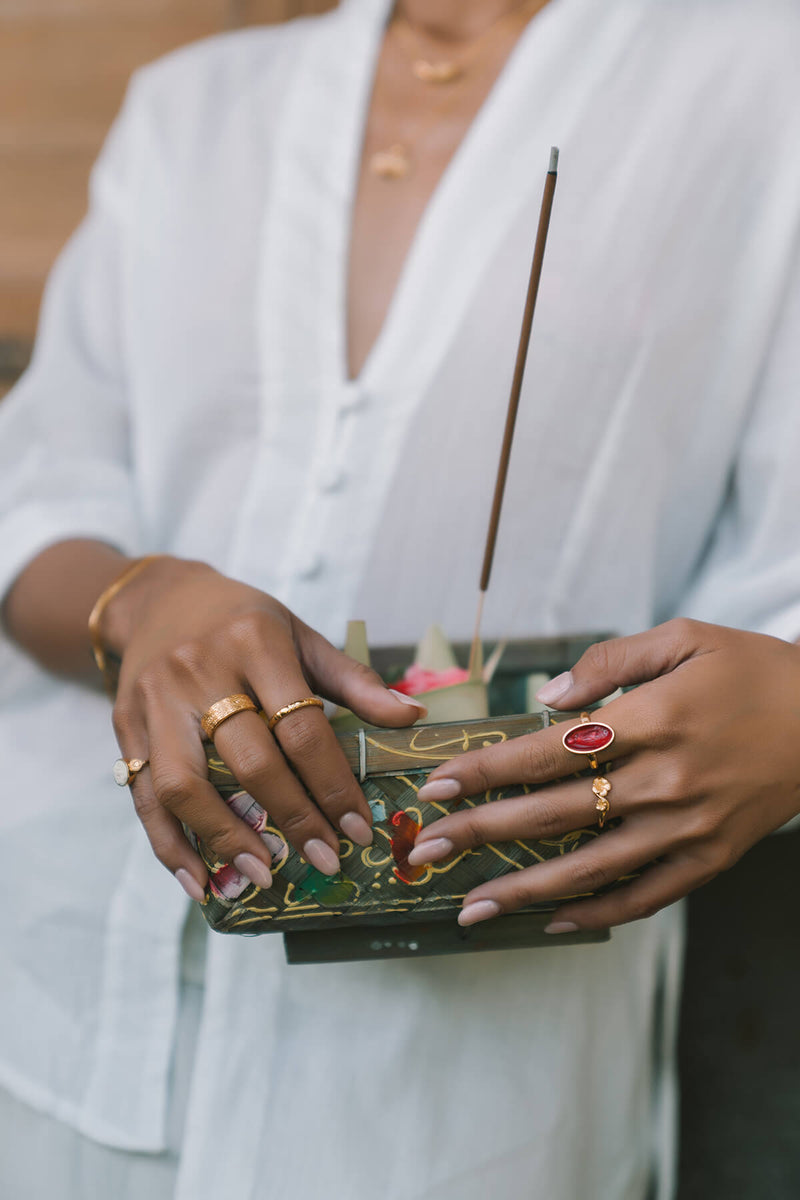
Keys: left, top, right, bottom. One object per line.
{"left": 548, "top": 146, "right": 560, "bottom": 173}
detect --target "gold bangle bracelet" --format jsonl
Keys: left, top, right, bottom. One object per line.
{"left": 88, "top": 555, "right": 164, "bottom": 680}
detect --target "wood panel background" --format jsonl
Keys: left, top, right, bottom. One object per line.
{"left": 0, "top": 0, "right": 336, "bottom": 394}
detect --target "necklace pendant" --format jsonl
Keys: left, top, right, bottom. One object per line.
{"left": 369, "top": 143, "right": 411, "bottom": 180}
{"left": 412, "top": 58, "right": 463, "bottom": 85}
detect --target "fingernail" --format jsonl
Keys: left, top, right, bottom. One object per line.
{"left": 536, "top": 671, "right": 574, "bottom": 705}
{"left": 339, "top": 811, "right": 374, "bottom": 846}
{"left": 544, "top": 921, "right": 580, "bottom": 935}
{"left": 458, "top": 899, "right": 502, "bottom": 927}
{"left": 233, "top": 853, "right": 273, "bottom": 890}
{"left": 417, "top": 777, "right": 461, "bottom": 803}
{"left": 407, "top": 837, "right": 453, "bottom": 866}
{"left": 390, "top": 689, "right": 429, "bottom": 715}
{"left": 175, "top": 868, "right": 206, "bottom": 903}
{"left": 303, "top": 838, "right": 340, "bottom": 876}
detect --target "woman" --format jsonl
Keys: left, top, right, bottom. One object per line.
{"left": 1, "top": 0, "right": 800, "bottom": 1196}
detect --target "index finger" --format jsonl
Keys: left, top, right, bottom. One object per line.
{"left": 416, "top": 694, "right": 646, "bottom": 804}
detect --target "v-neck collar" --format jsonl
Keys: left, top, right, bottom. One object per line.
{"left": 259, "top": 0, "right": 644, "bottom": 404}
{"left": 230, "top": 0, "right": 645, "bottom": 587}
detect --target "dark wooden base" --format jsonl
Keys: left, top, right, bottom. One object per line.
{"left": 284, "top": 913, "right": 609, "bottom": 963}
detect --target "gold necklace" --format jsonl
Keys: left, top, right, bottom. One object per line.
{"left": 369, "top": 1, "right": 544, "bottom": 180}
{"left": 393, "top": 0, "right": 541, "bottom": 86}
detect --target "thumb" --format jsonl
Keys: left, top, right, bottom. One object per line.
{"left": 535, "top": 618, "right": 708, "bottom": 709}
{"left": 298, "top": 625, "right": 428, "bottom": 727}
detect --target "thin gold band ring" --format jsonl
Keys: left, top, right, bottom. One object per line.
{"left": 267, "top": 697, "right": 324, "bottom": 733}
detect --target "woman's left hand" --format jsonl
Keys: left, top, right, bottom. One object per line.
{"left": 407, "top": 619, "right": 800, "bottom": 933}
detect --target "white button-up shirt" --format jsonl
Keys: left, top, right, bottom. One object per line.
{"left": 2, "top": 1, "right": 800, "bottom": 1197}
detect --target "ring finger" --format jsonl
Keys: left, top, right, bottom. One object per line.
{"left": 408, "top": 764, "right": 643, "bottom": 866}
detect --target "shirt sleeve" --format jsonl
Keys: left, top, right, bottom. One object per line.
{"left": 679, "top": 243, "right": 800, "bottom": 645}
{"left": 0, "top": 80, "right": 146, "bottom": 607}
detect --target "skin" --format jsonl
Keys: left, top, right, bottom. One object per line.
{"left": 1, "top": 0, "right": 550, "bottom": 899}
{"left": 408, "top": 620, "right": 800, "bottom": 931}
{"left": 4, "top": 2, "right": 800, "bottom": 915}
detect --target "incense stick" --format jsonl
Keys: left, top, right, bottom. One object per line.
{"left": 468, "top": 146, "right": 559, "bottom": 678}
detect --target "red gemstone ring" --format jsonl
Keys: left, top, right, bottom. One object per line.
{"left": 562, "top": 713, "right": 615, "bottom": 829}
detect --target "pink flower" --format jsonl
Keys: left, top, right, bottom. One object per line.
{"left": 392, "top": 665, "right": 471, "bottom": 695}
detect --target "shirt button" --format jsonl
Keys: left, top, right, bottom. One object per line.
{"left": 319, "top": 464, "right": 347, "bottom": 493}
{"left": 338, "top": 386, "right": 369, "bottom": 415}
{"left": 296, "top": 554, "right": 324, "bottom": 580}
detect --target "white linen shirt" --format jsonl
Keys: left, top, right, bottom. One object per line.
{"left": 2, "top": 1, "right": 800, "bottom": 1197}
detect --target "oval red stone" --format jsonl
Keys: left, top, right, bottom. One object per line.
{"left": 562, "top": 722, "right": 614, "bottom": 754}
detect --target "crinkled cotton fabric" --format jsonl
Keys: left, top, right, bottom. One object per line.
{"left": 2, "top": 1, "right": 800, "bottom": 1197}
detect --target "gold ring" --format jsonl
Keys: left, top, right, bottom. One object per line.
{"left": 267, "top": 697, "right": 324, "bottom": 732}
{"left": 200, "top": 694, "right": 258, "bottom": 740}
{"left": 113, "top": 757, "right": 149, "bottom": 787}
{"left": 591, "top": 775, "right": 612, "bottom": 828}
{"left": 562, "top": 712, "right": 615, "bottom": 829}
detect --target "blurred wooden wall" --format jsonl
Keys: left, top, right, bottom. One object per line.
{"left": 0, "top": 0, "right": 336, "bottom": 395}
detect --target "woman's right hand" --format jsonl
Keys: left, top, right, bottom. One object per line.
{"left": 103, "top": 557, "right": 426, "bottom": 900}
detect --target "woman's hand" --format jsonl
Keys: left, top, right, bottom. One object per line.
{"left": 105, "top": 557, "right": 426, "bottom": 900}
{"left": 407, "top": 619, "right": 800, "bottom": 932}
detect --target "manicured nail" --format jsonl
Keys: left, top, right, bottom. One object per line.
{"left": 544, "top": 921, "right": 580, "bottom": 935}
{"left": 417, "top": 777, "right": 461, "bottom": 803}
{"left": 407, "top": 837, "right": 453, "bottom": 866}
{"left": 233, "top": 853, "right": 273, "bottom": 890}
{"left": 175, "top": 868, "right": 206, "bottom": 903}
{"left": 339, "top": 811, "right": 374, "bottom": 846}
{"left": 536, "top": 671, "right": 574, "bottom": 706}
{"left": 390, "top": 689, "right": 428, "bottom": 715}
{"left": 303, "top": 838, "right": 340, "bottom": 876}
{"left": 458, "top": 899, "right": 502, "bottom": 927}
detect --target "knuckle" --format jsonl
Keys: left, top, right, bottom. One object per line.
{"left": 691, "top": 838, "right": 735, "bottom": 878}
{"left": 659, "top": 762, "right": 693, "bottom": 804}
{"left": 567, "top": 856, "right": 611, "bottom": 896}
{"left": 464, "top": 757, "right": 494, "bottom": 797}
{"left": 203, "top": 832, "right": 241, "bottom": 865}
{"left": 316, "top": 779, "right": 355, "bottom": 814}
{"left": 227, "top": 610, "right": 269, "bottom": 649}
{"left": 132, "top": 667, "right": 162, "bottom": 703}
{"left": 625, "top": 895, "right": 661, "bottom": 923}
{"left": 277, "top": 716, "right": 326, "bottom": 762}
{"left": 167, "top": 639, "right": 208, "bottom": 678}
{"left": 147, "top": 831, "right": 177, "bottom": 867}
{"left": 527, "top": 789, "right": 563, "bottom": 836}
{"left": 111, "top": 699, "right": 135, "bottom": 739}
{"left": 131, "top": 788, "right": 160, "bottom": 822}
{"left": 581, "top": 639, "right": 614, "bottom": 676}
{"left": 524, "top": 737, "right": 562, "bottom": 783}
{"left": 233, "top": 745, "right": 276, "bottom": 791}
{"left": 275, "top": 806, "right": 318, "bottom": 841}
{"left": 153, "top": 771, "right": 196, "bottom": 813}
{"left": 348, "top": 661, "right": 382, "bottom": 689}
{"left": 680, "top": 807, "right": 719, "bottom": 844}
{"left": 458, "top": 812, "right": 490, "bottom": 849}
{"left": 664, "top": 616, "right": 697, "bottom": 645}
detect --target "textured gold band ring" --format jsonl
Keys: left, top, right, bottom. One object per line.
{"left": 113, "top": 757, "right": 149, "bottom": 787}
{"left": 267, "top": 697, "right": 324, "bottom": 732}
{"left": 200, "top": 694, "right": 258, "bottom": 740}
